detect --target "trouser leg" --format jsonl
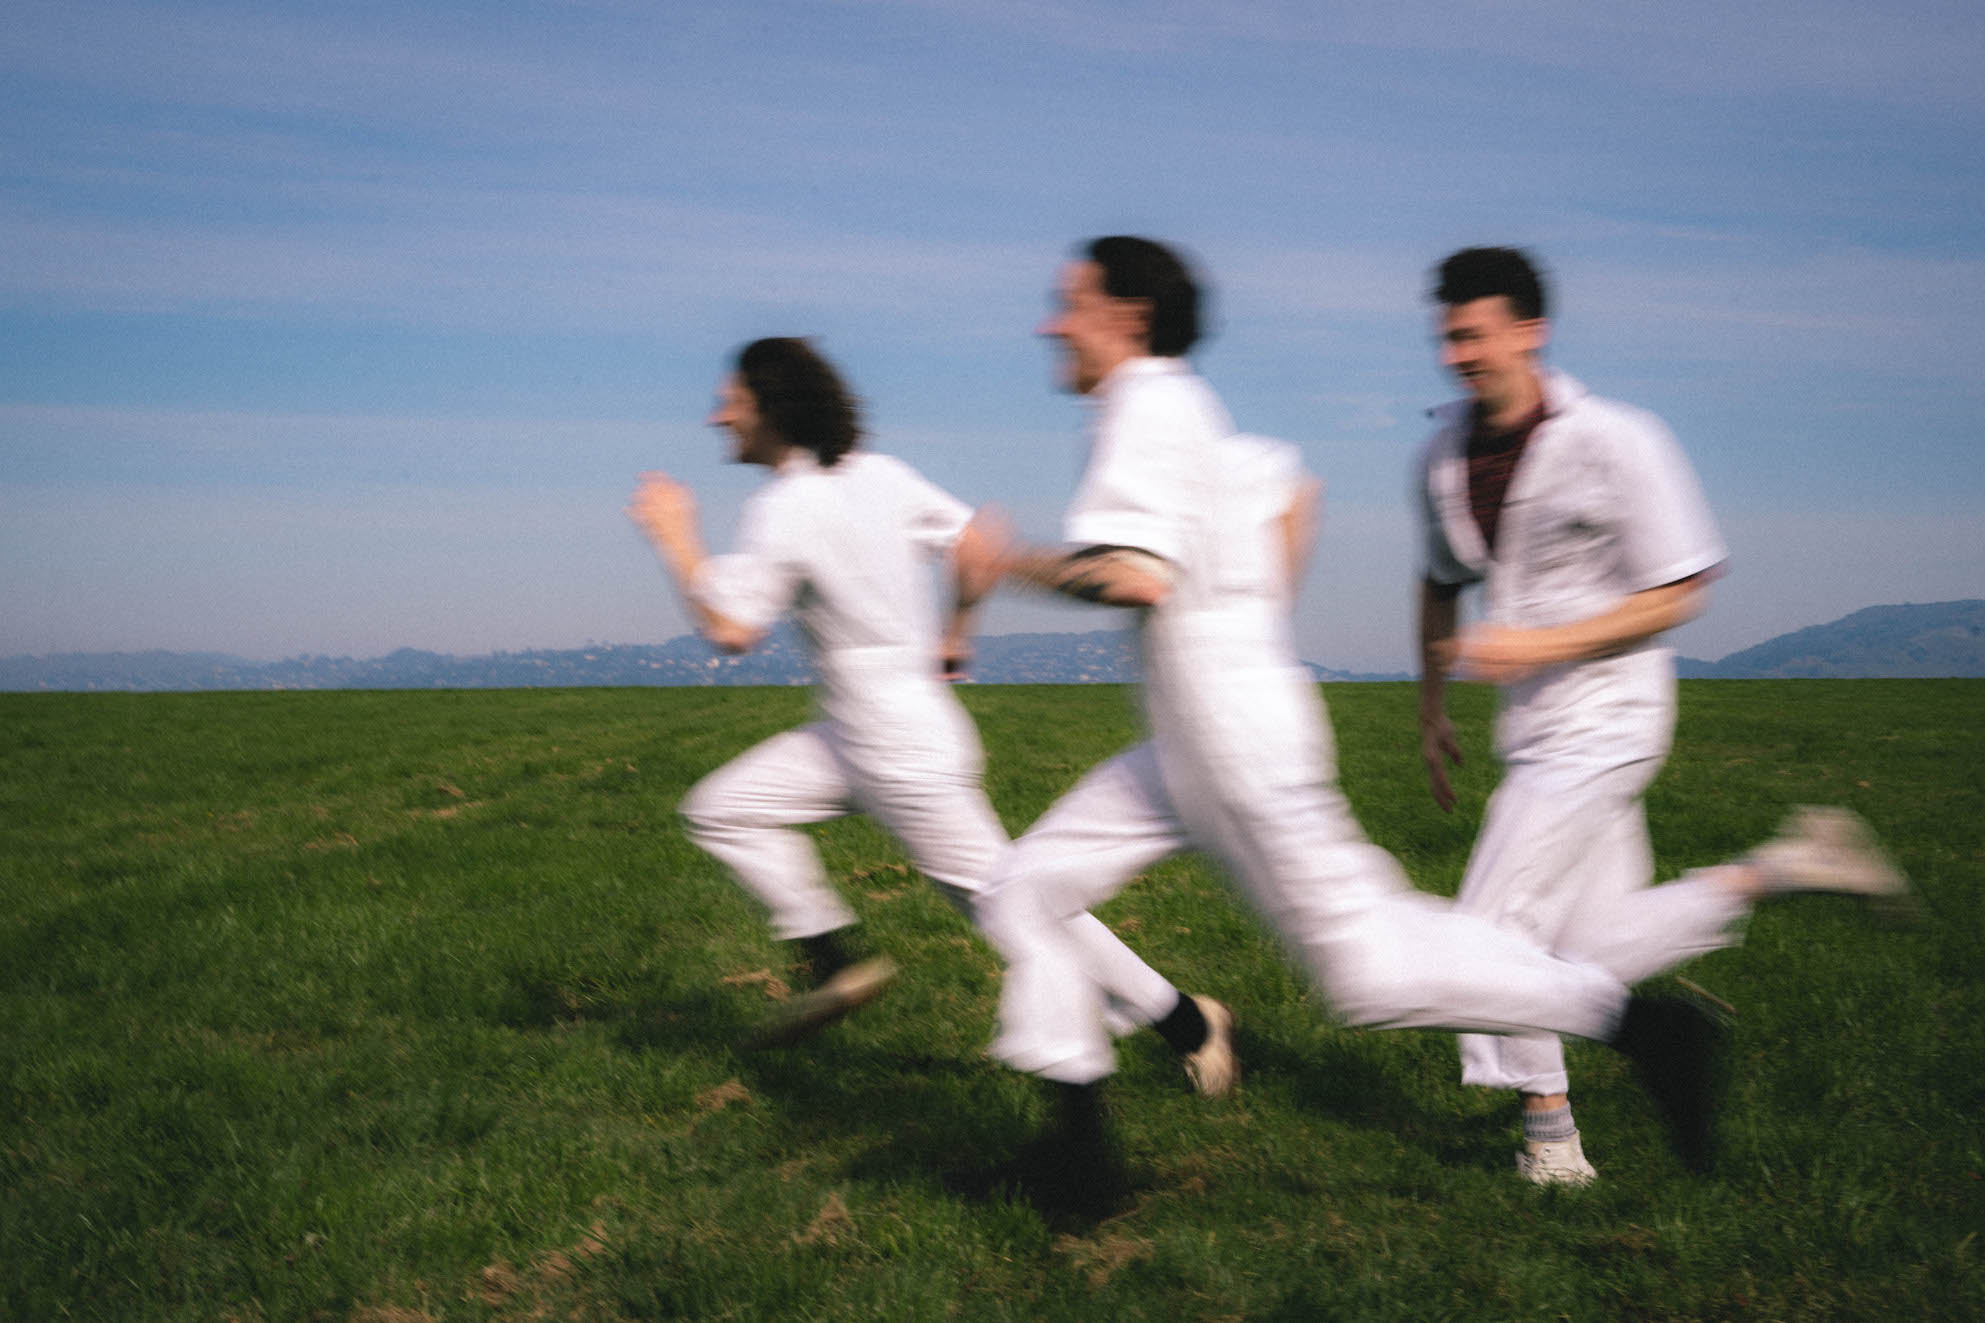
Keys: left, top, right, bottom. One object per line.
{"left": 984, "top": 744, "right": 1194, "bottom": 1081}
{"left": 1004, "top": 744, "right": 1194, "bottom": 1029}
{"left": 678, "top": 725, "right": 856, "bottom": 941}
{"left": 852, "top": 748, "right": 1110, "bottom": 1083}
{"left": 1454, "top": 759, "right": 1659, "bottom": 1094}
{"left": 1188, "top": 773, "right": 1633, "bottom": 1041}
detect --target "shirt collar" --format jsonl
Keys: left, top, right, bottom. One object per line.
{"left": 1096, "top": 355, "right": 1189, "bottom": 398}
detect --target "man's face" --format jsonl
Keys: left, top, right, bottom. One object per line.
{"left": 707, "top": 373, "right": 779, "bottom": 465}
{"left": 1438, "top": 296, "right": 1546, "bottom": 407}
{"left": 1039, "top": 260, "right": 1146, "bottom": 395}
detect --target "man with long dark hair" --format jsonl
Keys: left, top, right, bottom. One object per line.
{"left": 628, "top": 336, "right": 1229, "bottom": 1119}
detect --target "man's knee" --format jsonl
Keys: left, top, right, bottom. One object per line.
{"left": 678, "top": 774, "right": 738, "bottom": 841}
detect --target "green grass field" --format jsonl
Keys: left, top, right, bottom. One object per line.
{"left": 3, "top": 681, "right": 1980, "bottom": 1321}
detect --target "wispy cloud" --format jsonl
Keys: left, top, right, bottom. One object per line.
{"left": 852, "top": 0, "right": 1985, "bottom": 110}
{"left": 0, "top": 189, "right": 1052, "bottom": 333}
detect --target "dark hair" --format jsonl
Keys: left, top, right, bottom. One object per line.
{"left": 1086, "top": 235, "right": 1204, "bottom": 357}
{"left": 734, "top": 337, "right": 862, "bottom": 467}
{"left": 1433, "top": 247, "right": 1549, "bottom": 321}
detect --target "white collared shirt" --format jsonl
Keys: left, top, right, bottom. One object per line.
{"left": 1419, "top": 370, "right": 1726, "bottom": 762}
{"left": 1064, "top": 357, "right": 1326, "bottom": 779}
{"left": 693, "top": 449, "right": 972, "bottom": 735}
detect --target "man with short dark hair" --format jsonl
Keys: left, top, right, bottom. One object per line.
{"left": 1415, "top": 247, "right": 1905, "bottom": 1184}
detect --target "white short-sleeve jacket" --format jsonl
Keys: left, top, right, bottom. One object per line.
{"left": 1418, "top": 371, "right": 1726, "bottom": 765}
{"left": 1066, "top": 357, "right": 1331, "bottom": 794}
{"left": 690, "top": 449, "right": 978, "bottom": 773}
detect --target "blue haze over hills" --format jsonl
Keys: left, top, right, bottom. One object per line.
{"left": 2, "top": 602, "right": 1980, "bottom": 693}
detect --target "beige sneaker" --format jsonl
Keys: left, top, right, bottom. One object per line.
{"left": 1750, "top": 806, "right": 1917, "bottom": 919}
{"left": 745, "top": 957, "right": 897, "bottom": 1050}
{"left": 1183, "top": 995, "right": 1238, "bottom": 1097}
{"left": 1516, "top": 1134, "right": 1597, "bottom": 1187}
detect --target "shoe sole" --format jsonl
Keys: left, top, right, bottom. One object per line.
{"left": 1184, "top": 996, "right": 1239, "bottom": 1097}
{"left": 742, "top": 957, "right": 897, "bottom": 1050}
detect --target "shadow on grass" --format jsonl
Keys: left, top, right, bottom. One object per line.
{"left": 609, "top": 985, "right": 757, "bottom": 1053}
{"left": 1238, "top": 1024, "right": 1514, "bottom": 1175}
{"left": 601, "top": 974, "right": 1041, "bottom": 1186}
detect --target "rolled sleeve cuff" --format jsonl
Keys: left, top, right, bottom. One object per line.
{"left": 1063, "top": 513, "right": 1179, "bottom": 566}
{"left": 691, "top": 554, "right": 784, "bottom": 633}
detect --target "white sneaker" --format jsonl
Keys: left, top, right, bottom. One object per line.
{"left": 1183, "top": 995, "right": 1238, "bottom": 1098}
{"left": 1516, "top": 1134, "right": 1597, "bottom": 1187}
{"left": 746, "top": 957, "right": 897, "bottom": 1050}
{"left": 1750, "top": 806, "right": 1916, "bottom": 917}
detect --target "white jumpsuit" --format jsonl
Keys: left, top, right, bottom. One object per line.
{"left": 678, "top": 448, "right": 1156, "bottom": 1082}
{"left": 1419, "top": 371, "right": 1733, "bottom": 1095}
{"left": 998, "top": 357, "right": 1747, "bottom": 1084}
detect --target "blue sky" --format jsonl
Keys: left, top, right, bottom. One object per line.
{"left": 4, "top": 0, "right": 1980, "bottom": 672}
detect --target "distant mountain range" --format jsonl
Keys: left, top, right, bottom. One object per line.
{"left": 1673, "top": 599, "right": 1985, "bottom": 679}
{"left": 3, "top": 601, "right": 1978, "bottom": 692}
{"left": 0, "top": 626, "right": 1406, "bottom": 692}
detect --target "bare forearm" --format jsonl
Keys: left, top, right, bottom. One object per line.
{"left": 627, "top": 472, "right": 762, "bottom": 653}
{"left": 1450, "top": 574, "right": 1713, "bottom": 684}
{"left": 1516, "top": 576, "right": 1711, "bottom": 666}
{"left": 1418, "top": 577, "right": 1461, "bottom": 712}
{"left": 1279, "top": 478, "right": 1323, "bottom": 590}
{"left": 1007, "top": 546, "right": 1172, "bottom": 608}
{"left": 642, "top": 529, "right": 760, "bottom": 653}
{"left": 1416, "top": 575, "right": 1467, "bottom": 810}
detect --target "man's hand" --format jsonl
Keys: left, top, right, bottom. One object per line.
{"left": 626, "top": 471, "right": 698, "bottom": 553}
{"left": 939, "top": 625, "right": 973, "bottom": 682}
{"left": 625, "top": 469, "right": 760, "bottom": 653}
{"left": 1419, "top": 705, "right": 1465, "bottom": 812}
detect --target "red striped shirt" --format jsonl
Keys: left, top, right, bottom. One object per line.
{"left": 1466, "top": 400, "right": 1549, "bottom": 555}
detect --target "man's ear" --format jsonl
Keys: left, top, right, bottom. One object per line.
{"left": 1519, "top": 316, "right": 1552, "bottom": 355}
{"left": 1113, "top": 296, "right": 1155, "bottom": 350}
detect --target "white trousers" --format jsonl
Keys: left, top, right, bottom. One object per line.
{"left": 1454, "top": 756, "right": 1743, "bottom": 1095}
{"left": 679, "top": 721, "right": 1169, "bottom": 1081}
{"left": 1000, "top": 740, "right": 1749, "bottom": 1083}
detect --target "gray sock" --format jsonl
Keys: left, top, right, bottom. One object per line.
{"left": 1523, "top": 1104, "right": 1578, "bottom": 1145}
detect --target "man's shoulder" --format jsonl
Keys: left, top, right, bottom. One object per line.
{"left": 1108, "top": 357, "right": 1219, "bottom": 406}
{"left": 832, "top": 449, "right": 900, "bottom": 482}
{"left": 1548, "top": 376, "right": 1672, "bottom": 441}
{"left": 1098, "top": 360, "right": 1229, "bottom": 450}
{"left": 1562, "top": 392, "right": 1664, "bottom": 432}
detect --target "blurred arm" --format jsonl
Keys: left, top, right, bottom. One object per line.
{"left": 1449, "top": 572, "right": 1713, "bottom": 686}
{"left": 626, "top": 472, "right": 764, "bottom": 654}
{"left": 1004, "top": 544, "right": 1174, "bottom": 608}
{"left": 1418, "top": 575, "right": 1465, "bottom": 812}
{"left": 1278, "top": 475, "right": 1323, "bottom": 590}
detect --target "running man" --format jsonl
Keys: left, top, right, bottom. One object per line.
{"left": 1415, "top": 247, "right": 1907, "bottom": 1184}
